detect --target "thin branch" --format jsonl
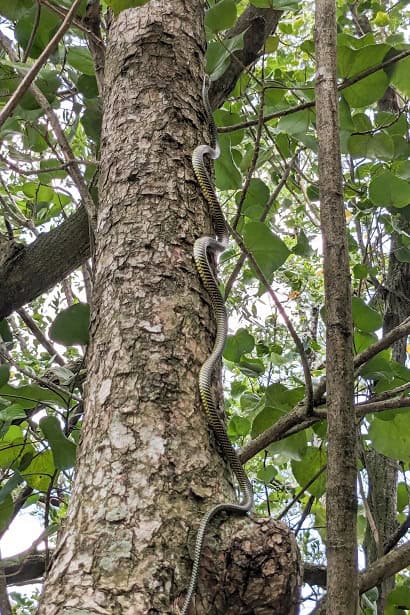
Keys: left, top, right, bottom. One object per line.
{"left": 277, "top": 465, "right": 326, "bottom": 520}
{"left": 220, "top": 48, "right": 410, "bottom": 134}
{"left": 0, "top": 0, "right": 83, "bottom": 129}
{"left": 17, "top": 308, "right": 65, "bottom": 366}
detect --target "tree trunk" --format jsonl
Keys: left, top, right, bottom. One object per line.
{"left": 37, "top": 3, "right": 300, "bottom": 613}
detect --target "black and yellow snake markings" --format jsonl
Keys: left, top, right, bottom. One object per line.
{"left": 180, "top": 76, "right": 254, "bottom": 614}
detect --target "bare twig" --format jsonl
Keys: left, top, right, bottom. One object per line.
{"left": 17, "top": 308, "right": 65, "bottom": 366}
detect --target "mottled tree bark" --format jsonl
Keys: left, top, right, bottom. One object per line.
{"left": 315, "top": 0, "right": 357, "bottom": 613}
{"left": 37, "top": 3, "right": 300, "bottom": 613}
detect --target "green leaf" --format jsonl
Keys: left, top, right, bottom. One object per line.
{"left": 0, "top": 471, "right": 23, "bottom": 506}
{"left": 0, "top": 320, "right": 12, "bottom": 343}
{"left": 343, "top": 72, "right": 389, "bottom": 108}
{"left": 21, "top": 449, "right": 55, "bottom": 491}
{"left": 0, "top": 0, "right": 33, "bottom": 20}
{"left": 49, "top": 303, "right": 90, "bottom": 346}
{"left": 206, "top": 32, "right": 244, "bottom": 81}
{"left": 352, "top": 296, "right": 382, "bottom": 332}
{"left": 81, "top": 100, "right": 102, "bottom": 144}
{"left": 386, "top": 585, "right": 410, "bottom": 612}
{"left": 242, "top": 221, "right": 290, "bottom": 280}
{"left": 278, "top": 109, "right": 311, "bottom": 135}
{"left": 269, "top": 429, "right": 307, "bottom": 461}
{"left": 353, "top": 264, "right": 368, "bottom": 279}
{"left": 227, "top": 415, "right": 251, "bottom": 437}
{"left": 354, "top": 331, "right": 377, "bottom": 354}
{"left": 77, "top": 75, "right": 99, "bottom": 99}
{"left": 205, "top": 0, "right": 237, "bottom": 33}
{"left": 397, "top": 483, "right": 408, "bottom": 513}
{"left": 215, "top": 135, "right": 242, "bottom": 190}
{"left": 214, "top": 109, "right": 244, "bottom": 146}
{"left": 265, "top": 383, "right": 304, "bottom": 409}
{"left": 240, "top": 392, "right": 261, "bottom": 412}
{"left": 291, "top": 447, "right": 327, "bottom": 498}
{"left": 0, "top": 383, "right": 66, "bottom": 407}
{"left": 0, "top": 494, "right": 13, "bottom": 533}
{"left": 236, "top": 178, "right": 270, "bottom": 219}
{"left": 359, "top": 351, "right": 394, "bottom": 381}
{"left": 292, "top": 229, "right": 314, "bottom": 257}
{"left": 390, "top": 55, "right": 410, "bottom": 97}
{"left": 368, "top": 414, "right": 410, "bottom": 460}
{"left": 257, "top": 465, "right": 277, "bottom": 483}
{"left": 105, "top": 0, "right": 150, "bottom": 16}
{"left": 238, "top": 357, "right": 265, "bottom": 378}
{"left": 369, "top": 171, "right": 410, "bottom": 208}
{"left": 223, "top": 328, "right": 255, "bottom": 362}
{"left": 252, "top": 406, "right": 283, "bottom": 438}
{"left": 0, "top": 404, "right": 27, "bottom": 422}
{"left": 15, "top": 8, "right": 60, "bottom": 59}
{"left": 0, "top": 427, "right": 35, "bottom": 469}
{"left": 66, "top": 47, "right": 95, "bottom": 76}
{"left": 40, "top": 416, "right": 77, "bottom": 470}
{"left": 0, "top": 365, "right": 10, "bottom": 388}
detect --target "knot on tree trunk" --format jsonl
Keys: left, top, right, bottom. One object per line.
{"left": 182, "top": 516, "right": 301, "bottom": 614}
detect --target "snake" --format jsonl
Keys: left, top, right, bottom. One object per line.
{"left": 180, "top": 75, "right": 254, "bottom": 614}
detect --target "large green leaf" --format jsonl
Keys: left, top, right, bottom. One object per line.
{"left": 0, "top": 427, "right": 35, "bottom": 469}
{"left": 40, "top": 416, "right": 77, "bottom": 470}
{"left": 223, "top": 328, "right": 254, "bottom": 363}
{"left": 0, "top": 494, "right": 13, "bottom": 533}
{"left": 215, "top": 135, "right": 242, "bottom": 190}
{"left": 0, "top": 365, "right": 10, "bottom": 388}
{"left": 242, "top": 221, "right": 290, "bottom": 280}
{"left": 352, "top": 296, "right": 382, "bottom": 332}
{"left": 205, "top": 0, "right": 237, "bottom": 33}
{"left": 252, "top": 406, "right": 283, "bottom": 438}
{"left": 0, "top": 320, "right": 12, "bottom": 343}
{"left": 66, "top": 47, "right": 95, "bottom": 77}
{"left": 21, "top": 450, "right": 55, "bottom": 491}
{"left": 343, "top": 72, "right": 389, "bottom": 108}
{"left": 269, "top": 429, "right": 307, "bottom": 461}
{"left": 277, "top": 109, "right": 311, "bottom": 135}
{"left": 49, "top": 303, "right": 90, "bottom": 346}
{"left": 15, "top": 7, "right": 60, "bottom": 59}
{"left": 368, "top": 414, "right": 410, "bottom": 460}
{"left": 291, "top": 446, "right": 327, "bottom": 498}
{"left": 369, "top": 171, "right": 410, "bottom": 208}
{"left": 0, "top": 383, "right": 67, "bottom": 407}
{"left": 390, "top": 55, "right": 410, "bottom": 98}
{"left": 206, "top": 32, "right": 244, "bottom": 81}
{"left": 0, "top": 0, "right": 34, "bottom": 20}
{"left": 236, "top": 178, "right": 270, "bottom": 219}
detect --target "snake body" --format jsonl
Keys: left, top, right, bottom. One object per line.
{"left": 180, "top": 77, "right": 253, "bottom": 614}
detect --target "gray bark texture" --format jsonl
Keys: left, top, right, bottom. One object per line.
{"left": 37, "top": 3, "right": 300, "bottom": 613}
{"left": 315, "top": 0, "right": 357, "bottom": 613}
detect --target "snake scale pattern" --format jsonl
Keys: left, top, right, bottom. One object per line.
{"left": 180, "top": 76, "right": 254, "bottom": 614}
